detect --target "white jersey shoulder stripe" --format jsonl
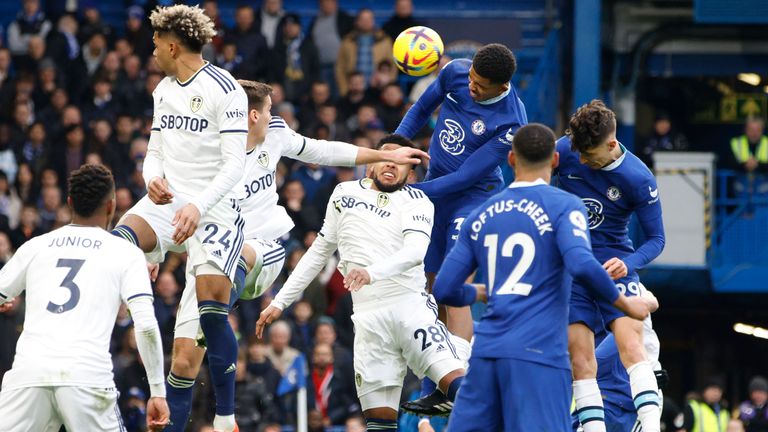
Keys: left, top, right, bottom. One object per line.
{"left": 269, "top": 116, "right": 288, "bottom": 129}
{"left": 203, "top": 65, "right": 236, "bottom": 94}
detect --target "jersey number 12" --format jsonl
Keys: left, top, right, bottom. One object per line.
{"left": 483, "top": 233, "right": 534, "bottom": 297}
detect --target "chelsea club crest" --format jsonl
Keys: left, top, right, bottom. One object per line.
{"left": 257, "top": 151, "right": 269, "bottom": 167}
{"left": 606, "top": 186, "right": 622, "bottom": 201}
{"left": 471, "top": 119, "right": 486, "bottom": 135}
{"left": 190, "top": 96, "right": 203, "bottom": 113}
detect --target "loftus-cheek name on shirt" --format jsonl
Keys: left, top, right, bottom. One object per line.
{"left": 469, "top": 198, "right": 553, "bottom": 241}
{"left": 47, "top": 236, "right": 103, "bottom": 249}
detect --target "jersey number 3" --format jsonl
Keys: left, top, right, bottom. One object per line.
{"left": 47, "top": 259, "right": 85, "bottom": 314}
{"left": 483, "top": 233, "right": 535, "bottom": 297}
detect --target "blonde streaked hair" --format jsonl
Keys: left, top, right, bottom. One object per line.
{"left": 149, "top": 5, "right": 215, "bottom": 52}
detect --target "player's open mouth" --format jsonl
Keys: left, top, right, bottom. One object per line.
{"left": 382, "top": 171, "right": 396, "bottom": 180}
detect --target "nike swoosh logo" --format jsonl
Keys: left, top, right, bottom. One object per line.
{"left": 411, "top": 53, "right": 433, "bottom": 65}
{"left": 567, "top": 174, "right": 583, "bottom": 180}
{"left": 446, "top": 93, "right": 458, "bottom": 104}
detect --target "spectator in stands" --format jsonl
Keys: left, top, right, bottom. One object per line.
{"left": 38, "top": 185, "right": 60, "bottom": 231}
{"left": 124, "top": 6, "right": 153, "bottom": 63}
{"left": 122, "top": 387, "right": 149, "bottom": 432}
{"left": 234, "top": 350, "right": 280, "bottom": 429}
{"left": 348, "top": 103, "right": 384, "bottom": 137}
{"left": 113, "top": 186, "right": 133, "bottom": 227}
{"left": 130, "top": 71, "right": 161, "bottom": 119}
{"left": 276, "top": 102, "right": 300, "bottom": 131}
{"left": 310, "top": 342, "right": 360, "bottom": 426}
{"left": 0, "top": 171, "right": 21, "bottom": 230}
{"left": 299, "top": 81, "right": 333, "bottom": 131}
{"left": 335, "top": 9, "right": 396, "bottom": 96}
{"left": 314, "top": 164, "right": 354, "bottom": 210}
{"left": 313, "top": 103, "right": 351, "bottom": 142}
{"left": 269, "top": 13, "right": 320, "bottom": 104}
{"left": 378, "top": 82, "right": 405, "bottom": 131}
{"left": 83, "top": 75, "right": 118, "bottom": 125}
{"left": 78, "top": 2, "right": 114, "bottom": 46}
{"left": 9, "top": 101, "right": 32, "bottom": 151}
{"left": 10, "top": 205, "right": 42, "bottom": 249}
{"left": 227, "top": 4, "right": 268, "bottom": 81}
{"left": 50, "top": 124, "right": 85, "bottom": 185}
{"left": 246, "top": 337, "right": 281, "bottom": 397}
{"left": 13, "top": 163, "right": 34, "bottom": 204}
{"left": 215, "top": 41, "right": 244, "bottom": 76}
{"left": 289, "top": 299, "right": 316, "bottom": 357}
{"left": 266, "top": 320, "right": 301, "bottom": 375}
{"left": 18, "top": 121, "right": 47, "bottom": 177}
{"left": 309, "top": 0, "right": 354, "bottom": 97}
{"left": 45, "top": 14, "right": 80, "bottom": 76}
{"left": 36, "top": 88, "right": 67, "bottom": 139}
{"left": 153, "top": 272, "right": 179, "bottom": 339}
{"left": 279, "top": 178, "right": 321, "bottom": 243}
{"left": 680, "top": 378, "right": 730, "bottom": 432}
{"left": 7, "top": 0, "right": 52, "bottom": 58}
{"left": 728, "top": 116, "right": 768, "bottom": 174}
{"left": 315, "top": 316, "right": 352, "bottom": 369}
{"left": 114, "top": 54, "right": 145, "bottom": 111}
{"left": 638, "top": 112, "right": 689, "bottom": 169}
{"left": 382, "top": 0, "right": 422, "bottom": 41}
{"left": 79, "top": 32, "right": 107, "bottom": 78}
{"left": 0, "top": 125, "right": 18, "bottom": 186}
{"left": 739, "top": 376, "right": 768, "bottom": 432}
{"left": 16, "top": 34, "right": 47, "bottom": 75}
{"left": 256, "top": 0, "right": 285, "bottom": 49}
{"left": 0, "top": 49, "right": 14, "bottom": 106}
{"left": 201, "top": 0, "right": 225, "bottom": 60}
{"left": 337, "top": 71, "right": 369, "bottom": 119}
{"left": 32, "top": 59, "right": 60, "bottom": 111}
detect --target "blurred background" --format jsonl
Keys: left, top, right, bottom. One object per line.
{"left": 0, "top": 0, "right": 766, "bottom": 431}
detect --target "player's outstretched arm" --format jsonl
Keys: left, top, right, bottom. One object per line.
{"left": 432, "top": 217, "right": 480, "bottom": 306}
{"left": 346, "top": 231, "right": 431, "bottom": 291}
{"left": 412, "top": 133, "right": 512, "bottom": 199}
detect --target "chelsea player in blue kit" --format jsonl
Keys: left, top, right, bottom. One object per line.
{"left": 557, "top": 101, "right": 666, "bottom": 432}
{"left": 431, "top": 123, "right": 650, "bottom": 431}
{"left": 395, "top": 44, "right": 528, "bottom": 414}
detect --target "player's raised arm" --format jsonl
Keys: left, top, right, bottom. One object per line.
{"left": 394, "top": 62, "right": 450, "bottom": 139}
{"left": 256, "top": 185, "right": 342, "bottom": 338}
{"left": 144, "top": 85, "right": 172, "bottom": 205}
{"left": 412, "top": 127, "right": 519, "bottom": 199}
{"left": 622, "top": 179, "right": 666, "bottom": 274}
{"left": 555, "top": 203, "right": 649, "bottom": 321}
{"left": 432, "top": 209, "right": 481, "bottom": 307}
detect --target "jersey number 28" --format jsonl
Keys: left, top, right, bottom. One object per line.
{"left": 483, "top": 233, "right": 535, "bottom": 297}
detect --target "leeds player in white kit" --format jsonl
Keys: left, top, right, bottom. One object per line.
{"left": 0, "top": 165, "right": 169, "bottom": 432}
{"left": 110, "top": 5, "right": 246, "bottom": 431}
{"left": 256, "top": 135, "right": 466, "bottom": 431}
{"left": 164, "top": 80, "right": 430, "bottom": 430}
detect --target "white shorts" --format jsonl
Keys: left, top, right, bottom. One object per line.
{"left": 0, "top": 386, "right": 124, "bottom": 431}
{"left": 352, "top": 292, "right": 464, "bottom": 400}
{"left": 121, "top": 195, "right": 244, "bottom": 281}
{"left": 174, "top": 237, "right": 286, "bottom": 339}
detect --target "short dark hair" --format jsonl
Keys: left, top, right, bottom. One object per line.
{"left": 566, "top": 99, "right": 616, "bottom": 152}
{"left": 472, "top": 43, "right": 516, "bottom": 84}
{"left": 68, "top": 164, "right": 115, "bottom": 217}
{"left": 512, "top": 123, "right": 556, "bottom": 165}
{"left": 376, "top": 133, "right": 416, "bottom": 150}
{"left": 237, "top": 80, "right": 272, "bottom": 111}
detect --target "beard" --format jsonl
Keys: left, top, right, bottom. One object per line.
{"left": 372, "top": 173, "right": 407, "bottom": 193}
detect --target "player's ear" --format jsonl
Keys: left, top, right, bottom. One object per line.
{"left": 66, "top": 196, "right": 73, "bottom": 209}
{"left": 507, "top": 150, "right": 515, "bottom": 168}
{"left": 551, "top": 151, "right": 560, "bottom": 170}
{"left": 248, "top": 108, "right": 260, "bottom": 123}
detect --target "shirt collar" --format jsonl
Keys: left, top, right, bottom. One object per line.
{"left": 508, "top": 178, "right": 547, "bottom": 188}
{"left": 477, "top": 84, "right": 511, "bottom": 105}
{"left": 601, "top": 143, "right": 627, "bottom": 171}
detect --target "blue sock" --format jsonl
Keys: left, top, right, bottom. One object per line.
{"left": 165, "top": 372, "right": 195, "bottom": 432}
{"left": 446, "top": 376, "right": 463, "bottom": 402}
{"left": 198, "top": 300, "right": 237, "bottom": 416}
{"left": 111, "top": 225, "right": 139, "bottom": 247}
{"left": 420, "top": 377, "right": 437, "bottom": 397}
{"left": 366, "top": 418, "right": 398, "bottom": 430}
{"left": 229, "top": 256, "right": 248, "bottom": 308}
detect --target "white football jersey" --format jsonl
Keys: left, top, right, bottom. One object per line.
{"left": 151, "top": 63, "right": 248, "bottom": 202}
{"left": 238, "top": 116, "right": 357, "bottom": 240}
{"left": 0, "top": 225, "right": 153, "bottom": 390}
{"left": 321, "top": 179, "right": 434, "bottom": 303}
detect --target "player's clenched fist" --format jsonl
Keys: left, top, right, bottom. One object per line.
{"left": 146, "top": 397, "right": 170, "bottom": 431}
{"left": 603, "top": 257, "right": 628, "bottom": 280}
{"left": 147, "top": 177, "right": 174, "bottom": 205}
{"left": 344, "top": 268, "right": 371, "bottom": 292}
{"left": 172, "top": 204, "right": 201, "bottom": 245}
{"left": 256, "top": 305, "right": 283, "bottom": 339}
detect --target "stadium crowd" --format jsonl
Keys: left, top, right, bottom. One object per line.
{"left": 0, "top": 1, "right": 765, "bottom": 432}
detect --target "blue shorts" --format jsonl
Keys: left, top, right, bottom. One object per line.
{"left": 424, "top": 194, "right": 490, "bottom": 274}
{"left": 569, "top": 273, "right": 642, "bottom": 332}
{"left": 449, "top": 357, "right": 571, "bottom": 432}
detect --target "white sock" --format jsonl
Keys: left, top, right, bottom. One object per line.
{"left": 213, "top": 414, "right": 236, "bottom": 432}
{"left": 574, "top": 378, "right": 606, "bottom": 432}
{"left": 450, "top": 334, "right": 472, "bottom": 369}
{"left": 628, "top": 361, "right": 661, "bottom": 432}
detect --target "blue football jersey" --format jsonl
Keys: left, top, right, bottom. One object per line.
{"left": 395, "top": 59, "right": 528, "bottom": 197}
{"left": 446, "top": 181, "right": 593, "bottom": 369}
{"left": 555, "top": 137, "right": 664, "bottom": 270}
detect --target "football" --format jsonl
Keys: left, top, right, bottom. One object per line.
{"left": 392, "top": 26, "right": 444, "bottom": 76}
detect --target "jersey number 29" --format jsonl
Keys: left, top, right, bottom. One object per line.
{"left": 483, "top": 233, "right": 534, "bottom": 297}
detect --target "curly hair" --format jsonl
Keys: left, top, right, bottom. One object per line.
{"left": 68, "top": 164, "right": 115, "bottom": 218}
{"left": 513, "top": 123, "right": 556, "bottom": 165}
{"left": 566, "top": 99, "right": 616, "bottom": 152}
{"left": 150, "top": 5, "right": 215, "bottom": 52}
{"left": 238, "top": 80, "right": 273, "bottom": 111}
{"left": 472, "top": 43, "right": 517, "bottom": 84}
{"left": 377, "top": 133, "right": 416, "bottom": 150}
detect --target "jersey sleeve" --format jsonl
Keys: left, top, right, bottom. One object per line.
{"left": 432, "top": 207, "right": 480, "bottom": 307}
{"left": 554, "top": 198, "right": 621, "bottom": 304}
{"left": 190, "top": 86, "right": 248, "bottom": 215}
{"left": 623, "top": 175, "right": 665, "bottom": 274}
{"left": 411, "top": 127, "right": 517, "bottom": 199}
{"left": 553, "top": 136, "right": 572, "bottom": 177}
{"left": 275, "top": 119, "right": 358, "bottom": 167}
{"left": 143, "top": 83, "right": 165, "bottom": 184}
{"left": 394, "top": 60, "right": 453, "bottom": 138}
{"left": 119, "top": 245, "right": 154, "bottom": 304}
{"left": 399, "top": 189, "right": 434, "bottom": 240}
{"left": 0, "top": 238, "right": 38, "bottom": 302}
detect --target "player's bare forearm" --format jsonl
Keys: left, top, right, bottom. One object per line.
{"left": 356, "top": 146, "right": 430, "bottom": 166}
